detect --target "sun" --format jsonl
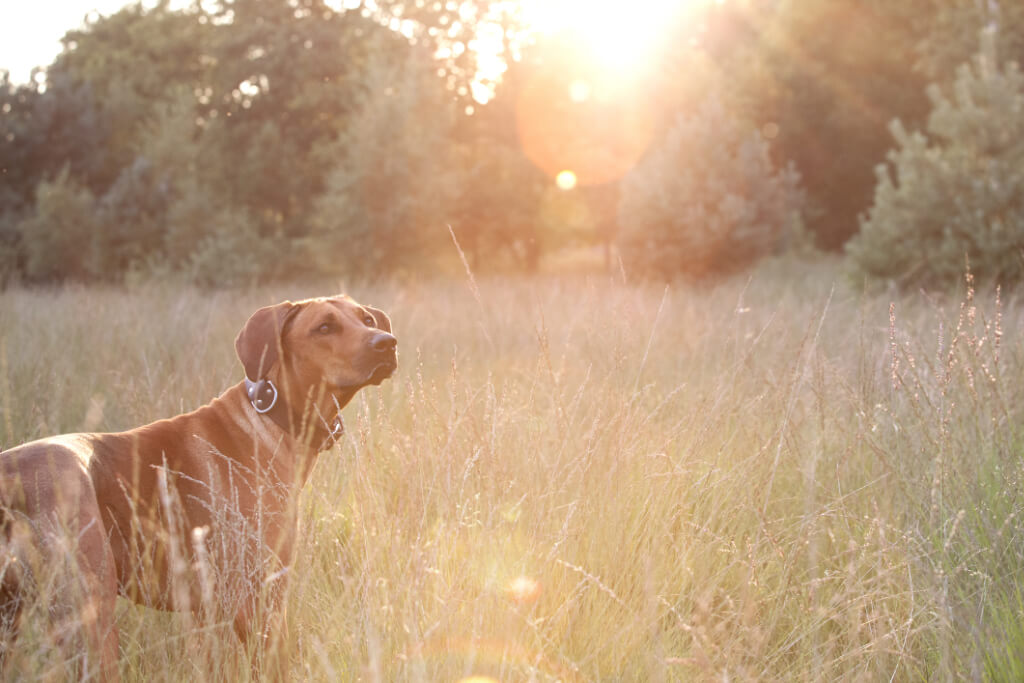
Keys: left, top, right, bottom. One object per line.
{"left": 520, "top": 0, "right": 706, "bottom": 74}
{"left": 480, "top": 0, "right": 713, "bottom": 189}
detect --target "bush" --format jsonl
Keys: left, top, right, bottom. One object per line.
{"left": 448, "top": 138, "right": 545, "bottom": 271}
{"left": 93, "top": 156, "right": 170, "bottom": 277}
{"left": 848, "top": 36, "right": 1024, "bottom": 287}
{"left": 183, "top": 205, "right": 275, "bottom": 288}
{"left": 0, "top": 208, "right": 23, "bottom": 286}
{"left": 17, "top": 167, "right": 101, "bottom": 282}
{"left": 617, "top": 96, "right": 802, "bottom": 280}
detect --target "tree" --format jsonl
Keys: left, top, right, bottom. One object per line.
{"left": 717, "top": 0, "right": 930, "bottom": 249}
{"left": 308, "top": 47, "right": 457, "bottom": 276}
{"left": 912, "top": 0, "right": 1024, "bottom": 83}
{"left": 3, "top": 3, "right": 207, "bottom": 282}
{"left": 0, "top": 70, "right": 110, "bottom": 218}
{"left": 2, "top": 0, "right": 446, "bottom": 284}
{"left": 848, "top": 36, "right": 1024, "bottom": 287}
{"left": 18, "top": 167, "right": 101, "bottom": 282}
{"left": 373, "top": 0, "right": 500, "bottom": 111}
{"left": 617, "top": 96, "right": 803, "bottom": 280}
{"left": 48, "top": 1, "right": 209, "bottom": 192}
{"left": 448, "top": 136, "right": 545, "bottom": 271}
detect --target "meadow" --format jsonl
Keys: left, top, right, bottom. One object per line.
{"left": 1, "top": 257, "right": 1022, "bottom": 681}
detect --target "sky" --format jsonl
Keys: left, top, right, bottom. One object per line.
{"left": 2, "top": 1, "right": 139, "bottom": 84}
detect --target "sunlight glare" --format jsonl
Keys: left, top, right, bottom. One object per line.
{"left": 555, "top": 170, "right": 578, "bottom": 191}
{"left": 521, "top": 0, "right": 699, "bottom": 72}
{"left": 505, "top": 575, "right": 542, "bottom": 604}
{"left": 568, "top": 79, "right": 591, "bottom": 103}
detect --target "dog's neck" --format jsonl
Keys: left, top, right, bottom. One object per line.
{"left": 243, "top": 377, "right": 344, "bottom": 453}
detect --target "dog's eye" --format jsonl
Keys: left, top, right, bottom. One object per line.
{"left": 362, "top": 314, "right": 375, "bottom": 327}
{"left": 317, "top": 323, "right": 334, "bottom": 335}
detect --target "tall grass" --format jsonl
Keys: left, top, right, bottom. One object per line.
{"left": 1, "top": 259, "right": 1022, "bottom": 680}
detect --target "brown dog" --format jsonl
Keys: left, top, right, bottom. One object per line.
{"left": 0, "top": 295, "right": 397, "bottom": 679}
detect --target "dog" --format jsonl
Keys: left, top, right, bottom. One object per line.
{"left": 0, "top": 294, "right": 397, "bottom": 680}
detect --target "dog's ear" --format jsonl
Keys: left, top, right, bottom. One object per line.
{"left": 235, "top": 301, "right": 299, "bottom": 380}
{"left": 365, "top": 305, "right": 393, "bottom": 334}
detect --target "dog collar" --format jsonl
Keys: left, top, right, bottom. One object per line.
{"left": 245, "top": 378, "right": 278, "bottom": 413}
{"left": 245, "top": 377, "right": 344, "bottom": 451}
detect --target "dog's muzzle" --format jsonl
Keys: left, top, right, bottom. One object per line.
{"left": 366, "top": 332, "right": 398, "bottom": 385}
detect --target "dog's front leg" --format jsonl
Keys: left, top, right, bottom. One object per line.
{"left": 233, "top": 576, "right": 290, "bottom": 681}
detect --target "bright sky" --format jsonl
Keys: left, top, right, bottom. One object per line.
{"left": 1, "top": 1, "right": 136, "bottom": 83}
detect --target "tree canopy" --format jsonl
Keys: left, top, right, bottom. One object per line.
{"left": 2, "top": 0, "right": 1023, "bottom": 285}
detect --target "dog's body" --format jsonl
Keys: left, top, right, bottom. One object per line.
{"left": 0, "top": 295, "right": 397, "bottom": 680}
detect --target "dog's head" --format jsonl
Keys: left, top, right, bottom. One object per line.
{"left": 235, "top": 295, "right": 397, "bottom": 414}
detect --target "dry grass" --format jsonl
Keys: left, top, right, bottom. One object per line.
{"left": 1, "top": 258, "right": 1022, "bottom": 680}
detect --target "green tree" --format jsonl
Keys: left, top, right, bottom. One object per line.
{"left": 2, "top": 3, "right": 208, "bottom": 282}
{"left": 617, "top": 96, "right": 803, "bottom": 280}
{"left": 309, "top": 48, "right": 456, "bottom": 276}
{"left": 447, "top": 134, "right": 545, "bottom": 271}
{"left": 90, "top": 157, "right": 170, "bottom": 277}
{"left": 373, "top": 0, "right": 501, "bottom": 110}
{"left": 18, "top": 167, "right": 101, "bottom": 282}
{"left": 202, "top": 0, "right": 406, "bottom": 241}
{"left": 48, "top": 1, "right": 209, "bottom": 192}
{"left": 848, "top": 37, "right": 1024, "bottom": 287}
{"left": 134, "top": 93, "right": 274, "bottom": 286}
{"left": 720, "top": 0, "right": 930, "bottom": 249}
{"left": 0, "top": 70, "right": 111, "bottom": 217}
{"left": 3, "top": 0, "right": 442, "bottom": 284}
{"left": 913, "top": 0, "right": 1024, "bottom": 83}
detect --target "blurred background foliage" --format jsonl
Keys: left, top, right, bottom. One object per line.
{"left": 1, "top": 0, "right": 1023, "bottom": 287}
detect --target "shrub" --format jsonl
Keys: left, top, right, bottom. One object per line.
{"left": 93, "top": 156, "right": 170, "bottom": 278}
{"left": 0, "top": 208, "right": 23, "bottom": 285}
{"left": 17, "top": 167, "right": 101, "bottom": 282}
{"left": 617, "top": 96, "right": 802, "bottom": 280}
{"left": 448, "top": 138, "right": 545, "bottom": 271}
{"left": 848, "top": 36, "right": 1024, "bottom": 287}
{"left": 182, "top": 205, "right": 275, "bottom": 288}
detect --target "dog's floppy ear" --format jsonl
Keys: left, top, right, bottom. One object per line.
{"left": 365, "top": 305, "right": 393, "bottom": 334}
{"left": 235, "top": 301, "right": 299, "bottom": 380}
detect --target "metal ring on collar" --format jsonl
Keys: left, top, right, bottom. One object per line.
{"left": 245, "top": 378, "right": 279, "bottom": 414}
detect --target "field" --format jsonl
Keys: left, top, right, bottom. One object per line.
{"left": 1, "top": 258, "right": 1022, "bottom": 681}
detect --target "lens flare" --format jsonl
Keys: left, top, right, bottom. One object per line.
{"left": 415, "top": 635, "right": 580, "bottom": 681}
{"left": 521, "top": 0, "right": 695, "bottom": 73}
{"left": 516, "top": 65, "right": 655, "bottom": 187}
{"left": 568, "top": 79, "right": 591, "bottom": 103}
{"left": 505, "top": 575, "right": 542, "bottom": 604}
{"left": 555, "top": 170, "right": 578, "bottom": 191}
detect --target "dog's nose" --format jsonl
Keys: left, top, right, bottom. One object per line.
{"left": 370, "top": 332, "right": 397, "bottom": 352}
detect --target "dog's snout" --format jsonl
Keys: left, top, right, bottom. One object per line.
{"left": 370, "top": 332, "right": 397, "bottom": 352}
